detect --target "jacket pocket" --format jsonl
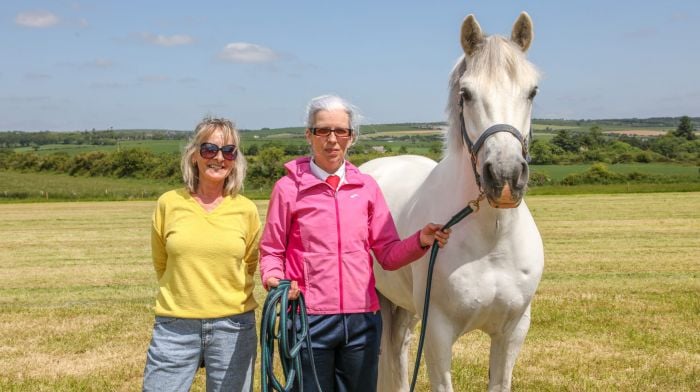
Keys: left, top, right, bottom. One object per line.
{"left": 340, "top": 249, "right": 375, "bottom": 311}
{"left": 302, "top": 251, "right": 340, "bottom": 312}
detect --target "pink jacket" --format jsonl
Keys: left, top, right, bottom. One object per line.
{"left": 260, "top": 157, "right": 428, "bottom": 314}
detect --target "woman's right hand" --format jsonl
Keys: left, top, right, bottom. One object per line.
{"left": 265, "top": 277, "right": 300, "bottom": 300}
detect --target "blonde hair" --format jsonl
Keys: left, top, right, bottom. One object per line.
{"left": 181, "top": 116, "right": 247, "bottom": 196}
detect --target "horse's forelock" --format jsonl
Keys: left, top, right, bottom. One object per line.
{"left": 474, "top": 36, "right": 538, "bottom": 83}
{"left": 445, "top": 36, "right": 539, "bottom": 153}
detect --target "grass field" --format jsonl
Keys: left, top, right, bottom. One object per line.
{"left": 531, "top": 163, "right": 700, "bottom": 181}
{"left": 3, "top": 164, "right": 699, "bottom": 203}
{"left": 0, "top": 171, "right": 175, "bottom": 202}
{"left": 0, "top": 193, "right": 698, "bottom": 391}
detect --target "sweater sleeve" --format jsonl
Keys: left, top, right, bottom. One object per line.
{"left": 151, "top": 199, "right": 167, "bottom": 280}
{"left": 243, "top": 205, "right": 262, "bottom": 278}
{"left": 368, "top": 179, "right": 428, "bottom": 271}
{"left": 259, "top": 182, "right": 291, "bottom": 288}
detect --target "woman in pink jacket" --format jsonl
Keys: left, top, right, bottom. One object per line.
{"left": 259, "top": 95, "right": 450, "bottom": 392}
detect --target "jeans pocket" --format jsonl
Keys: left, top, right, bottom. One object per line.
{"left": 224, "top": 311, "right": 255, "bottom": 329}
{"left": 154, "top": 316, "right": 178, "bottom": 326}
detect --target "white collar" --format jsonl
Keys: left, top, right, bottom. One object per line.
{"left": 310, "top": 158, "right": 346, "bottom": 184}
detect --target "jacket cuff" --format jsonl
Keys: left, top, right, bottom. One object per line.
{"left": 261, "top": 268, "right": 284, "bottom": 290}
{"left": 414, "top": 231, "right": 430, "bottom": 254}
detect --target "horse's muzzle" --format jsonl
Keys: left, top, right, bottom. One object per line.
{"left": 486, "top": 183, "right": 522, "bottom": 208}
{"left": 482, "top": 160, "right": 528, "bottom": 208}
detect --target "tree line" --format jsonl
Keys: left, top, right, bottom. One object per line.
{"left": 530, "top": 117, "right": 698, "bottom": 165}
{"left": 0, "top": 117, "right": 697, "bottom": 190}
{"left": 0, "top": 129, "right": 189, "bottom": 149}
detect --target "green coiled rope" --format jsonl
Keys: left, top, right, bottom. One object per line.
{"left": 260, "top": 280, "right": 322, "bottom": 392}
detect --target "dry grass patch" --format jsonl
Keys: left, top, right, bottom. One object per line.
{"left": 0, "top": 194, "right": 698, "bottom": 391}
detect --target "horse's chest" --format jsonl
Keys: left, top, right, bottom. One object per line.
{"left": 433, "top": 250, "right": 539, "bottom": 314}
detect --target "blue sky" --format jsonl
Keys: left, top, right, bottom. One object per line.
{"left": 1, "top": 1, "right": 699, "bottom": 131}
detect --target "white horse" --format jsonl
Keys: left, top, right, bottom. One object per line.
{"left": 360, "top": 12, "right": 544, "bottom": 392}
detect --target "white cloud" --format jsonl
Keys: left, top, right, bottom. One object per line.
{"left": 15, "top": 10, "right": 59, "bottom": 28}
{"left": 140, "top": 32, "right": 194, "bottom": 47}
{"left": 219, "top": 42, "right": 278, "bottom": 63}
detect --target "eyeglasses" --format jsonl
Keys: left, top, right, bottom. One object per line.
{"left": 310, "top": 127, "right": 353, "bottom": 138}
{"left": 199, "top": 143, "right": 238, "bottom": 160}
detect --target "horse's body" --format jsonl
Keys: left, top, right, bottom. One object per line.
{"left": 359, "top": 13, "right": 544, "bottom": 392}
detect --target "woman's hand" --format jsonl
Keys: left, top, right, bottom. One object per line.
{"left": 419, "top": 223, "right": 451, "bottom": 248}
{"left": 265, "top": 277, "right": 300, "bottom": 300}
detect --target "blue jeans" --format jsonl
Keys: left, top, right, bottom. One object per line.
{"left": 142, "top": 311, "right": 257, "bottom": 392}
{"left": 294, "top": 312, "right": 382, "bottom": 392}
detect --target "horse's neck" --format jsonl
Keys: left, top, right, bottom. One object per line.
{"left": 435, "top": 151, "right": 481, "bottom": 204}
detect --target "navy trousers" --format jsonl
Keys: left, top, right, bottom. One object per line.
{"left": 293, "top": 312, "right": 382, "bottom": 392}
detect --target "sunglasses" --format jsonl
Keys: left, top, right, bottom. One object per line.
{"left": 199, "top": 143, "right": 238, "bottom": 160}
{"left": 310, "top": 127, "right": 353, "bottom": 138}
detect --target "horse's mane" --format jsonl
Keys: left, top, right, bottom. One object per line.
{"left": 445, "top": 36, "right": 540, "bottom": 154}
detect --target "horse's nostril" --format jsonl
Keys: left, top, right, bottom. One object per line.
{"left": 516, "top": 162, "right": 529, "bottom": 188}
{"left": 483, "top": 162, "right": 495, "bottom": 182}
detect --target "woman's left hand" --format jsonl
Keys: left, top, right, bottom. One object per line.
{"left": 419, "top": 223, "right": 451, "bottom": 248}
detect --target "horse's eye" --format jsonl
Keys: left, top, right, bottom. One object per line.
{"left": 460, "top": 88, "right": 473, "bottom": 102}
{"left": 528, "top": 86, "right": 538, "bottom": 100}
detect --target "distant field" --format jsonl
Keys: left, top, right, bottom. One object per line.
{"left": 261, "top": 133, "right": 303, "bottom": 139}
{"left": 606, "top": 129, "right": 668, "bottom": 136}
{"left": 531, "top": 123, "right": 583, "bottom": 131}
{"left": 0, "top": 193, "right": 698, "bottom": 390}
{"left": 362, "top": 130, "right": 444, "bottom": 138}
{"left": 9, "top": 122, "right": 689, "bottom": 158}
{"left": 0, "top": 171, "right": 174, "bottom": 201}
{"left": 2, "top": 162, "right": 699, "bottom": 202}
{"left": 14, "top": 140, "right": 188, "bottom": 156}
{"left": 15, "top": 144, "right": 116, "bottom": 155}
{"left": 531, "top": 163, "right": 700, "bottom": 181}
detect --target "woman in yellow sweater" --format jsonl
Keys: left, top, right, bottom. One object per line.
{"left": 142, "top": 117, "right": 261, "bottom": 392}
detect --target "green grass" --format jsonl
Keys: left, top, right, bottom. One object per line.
{"left": 15, "top": 140, "right": 188, "bottom": 156}
{"left": 529, "top": 182, "right": 700, "bottom": 195}
{"left": 15, "top": 144, "right": 117, "bottom": 155}
{"left": 0, "top": 171, "right": 277, "bottom": 202}
{"left": 3, "top": 163, "right": 699, "bottom": 204}
{"left": 0, "top": 193, "right": 698, "bottom": 390}
{"left": 0, "top": 171, "right": 175, "bottom": 202}
{"left": 531, "top": 163, "right": 700, "bottom": 181}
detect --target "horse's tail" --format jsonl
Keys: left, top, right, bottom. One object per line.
{"left": 378, "top": 293, "right": 418, "bottom": 392}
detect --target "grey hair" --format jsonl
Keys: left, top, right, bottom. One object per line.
{"left": 305, "top": 94, "right": 361, "bottom": 143}
{"left": 181, "top": 116, "right": 247, "bottom": 196}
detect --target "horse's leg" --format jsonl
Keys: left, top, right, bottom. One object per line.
{"left": 424, "top": 310, "right": 458, "bottom": 392}
{"left": 378, "top": 294, "right": 417, "bottom": 392}
{"left": 487, "top": 305, "right": 531, "bottom": 392}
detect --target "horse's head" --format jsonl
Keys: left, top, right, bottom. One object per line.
{"left": 447, "top": 12, "right": 540, "bottom": 208}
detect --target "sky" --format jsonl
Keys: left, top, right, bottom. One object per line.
{"left": 1, "top": 1, "right": 699, "bottom": 131}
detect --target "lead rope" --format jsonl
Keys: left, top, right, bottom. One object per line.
{"left": 261, "top": 280, "right": 323, "bottom": 392}
{"left": 409, "top": 193, "right": 484, "bottom": 392}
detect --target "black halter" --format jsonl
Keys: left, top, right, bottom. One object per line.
{"left": 458, "top": 95, "right": 532, "bottom": 190}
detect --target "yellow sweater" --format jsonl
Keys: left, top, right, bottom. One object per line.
{"left": 151, "top": 189, "right": 261, "bottom": 318}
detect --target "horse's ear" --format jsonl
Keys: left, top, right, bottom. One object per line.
{"left": 511, "top": 11, "right": 534, "bottom": 52}
{"left": 461, "top": 14, "right": 483, "bottom": 56}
